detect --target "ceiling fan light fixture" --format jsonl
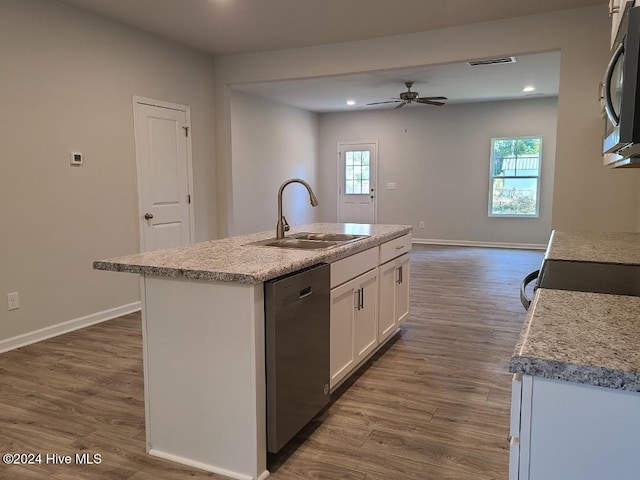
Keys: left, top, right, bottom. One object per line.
{"left": 366, "top": 82, "right": 447, "bottom": 109}
{"left": 523, "top": 86, "right": 535, "bottom": 92}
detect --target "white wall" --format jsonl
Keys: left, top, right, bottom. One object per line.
{"left": 215, "top": 5, "right": 639, "bottom": 239}
{"left": 319, "top": 97, "right": 557, "bottom": 245}
{"left": 229, "top": 91, "right": 320, "bottom": 235}
{"left": 0, "top": 0, "right": 217, "bottom": 343}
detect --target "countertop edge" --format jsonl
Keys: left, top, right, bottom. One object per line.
{"left": 93, "top": 224, "right": 412, "bottom": 285}
{"left": 508, "top": 356, "right": 640, "bottom": 392}
{"left": 91, "top": 261, "right": 259, "bottom": 284}
{"left": 509, "top": 286, "right": 640, "bottom": 393}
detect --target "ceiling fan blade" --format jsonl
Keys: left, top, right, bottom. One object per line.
{"left": 366, "top": 100, "right": 403, "bottom": 106}
{"left": 417, "top": 96, "right": 448, "bottom": 101}
{"left": 416, "top": 98, "right": 446, "bottom": 106}
{"left": 394, "top": 101, "right": 408, "bottom": 109}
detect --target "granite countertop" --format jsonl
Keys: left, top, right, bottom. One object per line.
{"left": 546, "top": 230, "right": 640, "bottom": 265}
{"left": 510, "top": 288, "right": 640, "bottom": 391}
{"left": 93, "top": 223, "right": 412, "bottom": 284}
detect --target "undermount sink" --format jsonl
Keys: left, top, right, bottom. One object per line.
{"left": 291, "top": 232, "right": 366, "bottom": 242}
{"left": 245, "top": 232, "right": 369, "bottom": 250}
{"left": 261, "top": 238, "right": 338, "bottom": 249}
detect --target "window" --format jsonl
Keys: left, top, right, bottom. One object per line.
{"left": 489, "top": 137, "right": 541, "bottom": 217}
{"left": 344, "top": 150, "right": 370, "bottom": 194}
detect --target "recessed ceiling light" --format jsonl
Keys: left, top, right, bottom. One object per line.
{"left": 523, "top": 86, "right": 535, "bottom": 92}
{"left": 346, "top": 100, "right": 356, "bottom": 106}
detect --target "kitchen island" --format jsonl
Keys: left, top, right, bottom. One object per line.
{"left": 94, "top": 223, "right": 412, "bottom": 480}
{"left": 508, "top": 231, "right": 640, "bottom": 480}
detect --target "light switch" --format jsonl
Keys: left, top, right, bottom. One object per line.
{"left": 386, "top": 182, "right": 396, "bottom": 190}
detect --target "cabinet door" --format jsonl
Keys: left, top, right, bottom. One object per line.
{"left": 378, "top": 260, "right": 397, "bottom": 342}
{"left": 354, "top": 268, "right": 378, "bottom": 362}
{"left": 378, "top": 253, "right": 410, "bottom": 342}
{"left": 395, "top": 254, "right": 410, "bottom": 326}
{"left": 611, "top": 0, "right": 636, "bottom": 46}
{"left": 330, "top": 281, "right": 357, "bottom": 388}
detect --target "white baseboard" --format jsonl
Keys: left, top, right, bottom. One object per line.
{"left": 413, "top": 238, "right": 546, "bottom": 250}
{"left": 0, "top": 302, "right": 141, "bottom": 354}
{"left": 148, "top": 449, "right": 269, "bottom": 480}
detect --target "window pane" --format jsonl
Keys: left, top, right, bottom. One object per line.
{"left": 492, "top": 138, "right": 541, "bottom": 178}
{"left": 516, "top": 155, "right": 539, "bottom": 176}
{"left": 345, "top": 180, "right": 354, "bottom": 194}
{"left": 491, "top": 178, "right": 538, "bottom": 215}
{"left": 345, "top": 165, "right": 354, "bottom": 181}
{"left": 344, "top": 150, "right": 371, "bottom": 195}
{"left": 490, "top": 136, "right": 541, "bottom": 216}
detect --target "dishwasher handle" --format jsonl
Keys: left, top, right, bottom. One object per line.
{"left": 520, "top": 270, "right": 539, "bottom": 310}
{"left": 299, "top": 286, "right": 313, "bottom": 299}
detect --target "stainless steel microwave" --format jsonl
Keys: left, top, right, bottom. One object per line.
{"left": 603, "top": 5, "right": 640, "bottom": 166}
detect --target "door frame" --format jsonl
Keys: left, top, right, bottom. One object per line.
{"left": 336, "top": 141, "right": 379, "bottom": 223}
{"left": 132, "top": 96, "right": 195, "bottom": 252}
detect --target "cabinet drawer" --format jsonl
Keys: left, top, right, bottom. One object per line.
{"left": 379, "top": 234, "right": 412, "bottom": 264}
{"left": 331, "top": 247, "right": 378, "bottom": 289}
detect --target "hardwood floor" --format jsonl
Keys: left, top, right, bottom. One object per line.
{"left": 0, "top": 245, "right": 542, "bottom": 480}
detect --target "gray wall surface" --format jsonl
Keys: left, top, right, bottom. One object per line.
{"left": 0, "top": 0, "right": 217, "bottom": 341}
{"left": 215, "top": 5, "right": 639, "bottom": 238}
{"left": 230, "top": 91, "right": 320, "bottom": 236}
{"left": 319, "top": 97, "right": 558, "bottom": 245}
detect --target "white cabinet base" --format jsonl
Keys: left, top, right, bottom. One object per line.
{"left": 511, "top": 375, "right": 640, "bottom": 480}
{"left": 330, "top": 268, "right": 379, "bottom": 389}
{"left": 142, "top": 275, "right": 268, "bottom": 480}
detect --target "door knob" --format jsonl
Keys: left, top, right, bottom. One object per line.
{"left": 144, "top": 213, "right": 154, "bottom": 220}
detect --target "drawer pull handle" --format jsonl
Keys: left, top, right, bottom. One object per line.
{"left": 395, "top": 245, "right": 405, "bottom": 250}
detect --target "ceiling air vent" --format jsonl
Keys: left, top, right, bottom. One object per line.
{"left": 466, "top": 56, "right": 517, "bottom": 67}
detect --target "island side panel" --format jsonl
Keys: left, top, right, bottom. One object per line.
{"left": 527, "top": 376, "right": 640, "bottom": 480}
{"left": 141, "top": 275, "right": 267, "bottom": 480}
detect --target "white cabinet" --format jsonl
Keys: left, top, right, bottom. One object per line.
{"left": 610, "top": 0, "right": 635, "bottom": 46}
{"left": 379, "top": 233, "right": 412, "bottom": 265}
{"left": 329, "top": 234, "right": 412, "bottom": 390}
{"left": 330, "top": 278, "right": 356, "bottom": 388}
{"left": 330, "top": 268, "right": 378, "bottom": 389}
{"left": 353, "top": 269, "right": 379, "bottom": 362}
{"left": 509, "top": 374, "right": 640, "bottom": 480}
{"left": 378, "top": 253, "right": 410, "bottom": 342}
{"left": 330, "top": 249, "right": 378, "bottom": 389}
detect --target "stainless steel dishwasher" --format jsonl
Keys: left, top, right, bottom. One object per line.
{"left": 264, "top": 263, "right": 330, "bottom": 453}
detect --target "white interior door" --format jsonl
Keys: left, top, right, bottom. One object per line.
{"left": 338, "top": 142, "right": 377, "bottom": 224}
{"left": 134, "top": 97, "right": 194, "bottom": 252}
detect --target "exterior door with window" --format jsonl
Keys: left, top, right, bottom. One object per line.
{"left": 134, "top": 97, "right": 194, "bottom": 252}
{"left": 338, "top": 142, "right": 377, "bottom": 224}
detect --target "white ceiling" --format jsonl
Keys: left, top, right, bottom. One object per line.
{"left": 59, "top": 0, "right": 597, "bottom": 112}
{"left": 61, "top": 0, "right": 604, "bottom": 56}
{"left": 232, "top": 52, "right": 562, "bottom": 112}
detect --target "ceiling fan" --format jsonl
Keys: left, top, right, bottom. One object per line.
{"left": 367, "top": 82, "right": 447, "bottom": 109}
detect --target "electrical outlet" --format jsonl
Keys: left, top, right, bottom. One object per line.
{"left": 7, "top": 292, "right": 19, "bottom": 311}
{"left": 419, "top": 221, "right": 425, "bottom": 229}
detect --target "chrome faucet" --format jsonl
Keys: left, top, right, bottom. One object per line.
{"left": 276, "top": 178, "right": 319, "bottom": 238}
